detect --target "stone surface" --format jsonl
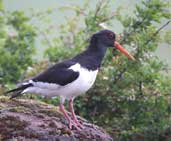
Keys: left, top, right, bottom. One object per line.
{"left": 0, "top": 96, "right": 113, "bottom": 141}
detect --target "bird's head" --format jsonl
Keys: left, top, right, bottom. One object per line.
{"left": 91, "top": 30, "right": 135, "bottom": 60}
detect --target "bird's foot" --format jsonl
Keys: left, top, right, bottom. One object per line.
{"left": 73, "top": 119, "right": 84, "bottom": 129}
{"left": 68, "top": 119, "right": 82, "bottom": 131}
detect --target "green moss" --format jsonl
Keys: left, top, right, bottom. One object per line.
{"left": 0, "top": 96, "right": 9, "bottom": 103}
{"left": 39, "top": 108, "right": 62, "bottom": 118}
{"left": 9, "top": 106, "right": 28, "bottom": 113}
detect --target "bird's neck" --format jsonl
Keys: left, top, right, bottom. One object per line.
{"left": 87, "top": 42, "right": 107, "bottom": 61}
{"left": 74, "top": 42, "right": 107, "bottom": 70}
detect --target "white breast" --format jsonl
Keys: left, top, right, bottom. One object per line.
{"left": 65, "top": 63, "right": 98, "bottom": 99}
{"left": 22, "top": 63, "right": 98, "bottom": 101}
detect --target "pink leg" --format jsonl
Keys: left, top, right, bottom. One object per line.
{"left": 59, "top": 103, "right": 80, "bottom": 130}
{"left": 68, "top": 99, "right": 84, "bottom": 128}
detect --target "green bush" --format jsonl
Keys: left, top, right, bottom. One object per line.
{"left": 1, "top": 0, "right": 171, "bottom": 140}
{"left": 0, "top": 1, "right": 36, "bottom": 85}
{"left": 44, "top": 0, "right": 171, "bottom": 140}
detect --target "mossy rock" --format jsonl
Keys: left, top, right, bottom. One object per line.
{"left": 0, "top": 96, "right": 112, "bottom": 141}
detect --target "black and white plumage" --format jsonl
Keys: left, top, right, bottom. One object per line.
{"left": 22, "top": 62, "right": 98, "bottom": 103}
{"left": 5, "top": 30, "right": 134, "bottom": 129}
{"left": 6, "top": 30, "right": 115, "bottom": 102}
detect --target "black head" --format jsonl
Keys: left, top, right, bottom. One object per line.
{"left": 90, "top": 30, "right": 116, "bottom": 47}
{"left": 90, "top": 30, "right": 135, "bottom": 60}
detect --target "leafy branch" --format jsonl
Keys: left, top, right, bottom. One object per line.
{"left": 113, "top": 20, "right": 171, "bottom": 84}
{"left": 145, "top": 20, "right": 171, "bottom": 44}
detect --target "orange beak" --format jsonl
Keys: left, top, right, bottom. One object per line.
{"left": 114, "top": 41, "right": 135, "bottom": 60}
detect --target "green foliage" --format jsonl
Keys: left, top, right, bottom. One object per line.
{"left": 1, "top": 0, "right": 171, "bottom": 140}
{"left": 0, "top": 6, "right": 36, "bottom": 85}
{"left": 44, "top": 0, "right": 115, "bottom": 62}
{"left": 42, "top": 0, "right": 171, "bottom": 140}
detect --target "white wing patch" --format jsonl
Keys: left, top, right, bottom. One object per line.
{"left": 22, "top": 63, "right": 98, "bottom": 101}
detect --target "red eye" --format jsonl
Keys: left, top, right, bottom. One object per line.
{"left": 107, "top": 33, "right": 114, "bottom": 39}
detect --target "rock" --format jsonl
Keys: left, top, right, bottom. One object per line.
{"left": 0, "top": 96, "right": 113, "bottom": 141}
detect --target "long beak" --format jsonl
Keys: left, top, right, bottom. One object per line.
{"left": 114, "top": 41, "right": 135, "bottom": 60}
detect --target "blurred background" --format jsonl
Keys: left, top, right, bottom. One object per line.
{"left": 1, "top": 0, "right": 171, "bottom": 140}
{"left": 4, "top": 0, "right": 171, "bottom": 64}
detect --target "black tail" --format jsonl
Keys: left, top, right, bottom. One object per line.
{"left": 4, "top": 83, "right": 33, "bottom": 99}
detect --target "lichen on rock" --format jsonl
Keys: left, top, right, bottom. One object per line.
{"left": 0, "top": 96, "right": 113, "bottom": 141}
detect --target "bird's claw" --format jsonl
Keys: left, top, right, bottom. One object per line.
{"left": 73, "top": 119, "right": 84, "bottom": 129}
{"left": 69, "top": 119, "right": 82, "bottom": 131}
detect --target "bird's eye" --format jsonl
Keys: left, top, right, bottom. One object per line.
{"left": 107, "top": 33, "right": 114, "bottom": 39}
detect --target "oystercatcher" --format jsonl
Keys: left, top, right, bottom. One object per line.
{"left": 5, "top": 30, "right": 135, "bottom": 130}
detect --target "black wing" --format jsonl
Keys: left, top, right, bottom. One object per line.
{"left": 32, "top": 59, "right": 79, "bottom": 86}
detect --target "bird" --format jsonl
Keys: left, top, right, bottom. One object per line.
{"left": 5, "top": 30, "right": 135, "bottom": 130}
